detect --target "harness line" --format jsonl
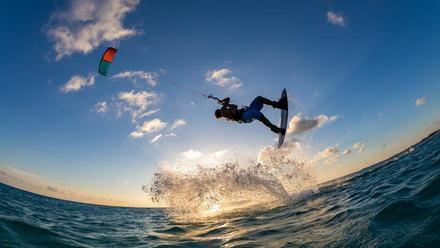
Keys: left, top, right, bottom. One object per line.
{"left": 164, "top": 81, "right": 221, "bottom": 103}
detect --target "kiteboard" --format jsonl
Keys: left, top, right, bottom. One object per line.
{"left": 277, "top": 89, "right": 288, "bottom": 148}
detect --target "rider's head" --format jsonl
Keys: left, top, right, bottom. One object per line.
{"left": 215, "top": 109, "right": 222, "bottom": 119}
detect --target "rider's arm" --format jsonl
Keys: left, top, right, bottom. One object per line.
{"left": 220, "top": 97, "right": 230, "bottom": 105}
{"left": 220, "top": 98, "right": 238, "bottom": 109}
{"left": 221, "top": 102, "right": 238, "bottom": 110}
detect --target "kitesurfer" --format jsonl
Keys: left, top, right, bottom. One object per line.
{"left": 212, "top": 95, "right": 287, "bottom": 135}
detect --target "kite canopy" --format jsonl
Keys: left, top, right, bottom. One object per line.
{"left": 98, "top": 47, "right": 117, "bottom": 76}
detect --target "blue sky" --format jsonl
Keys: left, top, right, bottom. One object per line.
{"left": 0, "top": 0, "right": 439, "bottom": 206}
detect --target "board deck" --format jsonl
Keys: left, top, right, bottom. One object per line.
{"left": 278, "top": 89, "right": 288, "bottom": 148}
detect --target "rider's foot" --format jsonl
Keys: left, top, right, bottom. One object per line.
{"left": 279, "top": 128, "right": 286, "bottom": 135}
{"left": 272, "top": 97, "right": 287, "bottom": 110}
{"left": 271, "top": 126, "right": 286, "bottom": 135}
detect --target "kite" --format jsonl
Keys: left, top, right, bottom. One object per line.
{"left": 98, "top": 47, "right": 117, "bottom": 76}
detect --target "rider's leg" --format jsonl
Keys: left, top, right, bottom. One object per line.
{"left": 255, "top": 96, "right": 274, "bottom": 106}
{"left": 253, "top": 96, "right": 286, "bottom": 110}
{"left": 258, "top": 114, "right": 283, "bottom": 134}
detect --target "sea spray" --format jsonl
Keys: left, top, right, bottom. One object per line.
{"left": 146, "top": 145, "right": 316, "bottom": 220}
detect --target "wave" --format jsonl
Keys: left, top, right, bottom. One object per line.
{"left": 0, "top": 216, "right": 80, "bottom": 247}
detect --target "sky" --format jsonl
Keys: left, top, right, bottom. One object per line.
{"left": 0, "top": 0, "right": 439, "bottom": 207}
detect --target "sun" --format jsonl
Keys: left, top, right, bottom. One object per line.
{"left": 208, "top": 203, "right": 221, "bottom": 213}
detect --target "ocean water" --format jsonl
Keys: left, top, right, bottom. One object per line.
{"left": 1, "top": 132, "right": 440, "bottom": 247}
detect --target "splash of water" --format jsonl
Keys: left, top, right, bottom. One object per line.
{"left": 146, "top": 147, "right": 316, "bottom": 220}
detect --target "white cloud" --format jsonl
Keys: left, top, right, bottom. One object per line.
{"left": 212, "top": 149, "right": 229, "bottom": 157}
{"left": 415, "top": 97, "right": 426, "bottom": 106}
{"left": 47, "top": 0, "right": 140, "bottom": 60}
{"left": 94, "top": 101, "right": 108, "bottom": 113}
{"left": 112, "top": 71, "right": 159, "bottom": 86}
{"left": 150, "top": 134, "right": 163, "bottom": 143}
{"left": 327, "top": 11, "right": 346, "bottom": 27}
{"left": 318, "top": 146, "right": 340, "bottom": 159}
{"left": 325, "top": 155, "right": 340, "bottom": 164}
{"left": 353, "top": 141, "right": 367, "bottom": 153}
{"left": 130, "top": 118, "right": 167, "bottom": 138}
{"left": 312, "top": 146, "right": 340, "bottom": 164}
{"left": 18, "top": 147, "right": 36, "bottom": 155}
{"left": 206, "top": 68, "right": 242, "bottom": 91}
{"left": 287, "top": 113, "right": 338, "bottom": 134}
{"left": 342, "top": 149, "right": 351, "bottom": 155}
{"left": 258, "top": 140, "right": 304, "bottom": 164}
{"left": 118, "top": 91, "right": 160, "bottom": 122}
{"left": 150, "top": 133, "right": 177, "bottom": 143}
{"left": 60, "top": 73, "right": 95, "bottom": 93}
{"left": 137, "top": 109, "right": 160, "bottom": 119}
{"left": 170, "top": 119, "right": 187, "bottom": 130}
{"left": 182, "top": 149, "right": 202, "bottom": 160}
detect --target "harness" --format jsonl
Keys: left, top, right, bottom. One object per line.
{"left": 211, "top": 95, "right": 248, "bottom": 123}
{"left": 237, "top": 106, "right": 249, "bottom": 123}
{"left": 220, "top": 106, "right": 247, "bottom": 123}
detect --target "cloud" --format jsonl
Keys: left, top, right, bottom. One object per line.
{"left": 212, "top": 149, "right": 229, "bottom": 157}
{"left": 342, "top": 149, "right": 351, "bottom": 155}
{"left": 353, "top": 141, "right": 367, "bottom": 153}
{"left": 206, "top": 68, "right": 242, "bottom": 91}
{"left": 287, "top": 114, "right": 338, "bottom": 134}
{"left": 311, "top": 146, "right": 340, "bottom": 164}
{"left": 317, "top": 146, "right": 340, "bottom": 159}
{"left": 258, "top": 139, "right": 304, "bottom": 164}
{"left": 17, "top": 147, "right": 36, "bottom": 155}
{"left": 94, "top": 101, "right": 108, "bottom": 113}
{"left": 325, "top": 155, "right": 340, "bottom": 164}
{"left": 415, "top": 97, "right": 426, "bottom": 106}
{"left": 60, "top": 73, "right": 95, "bottom": 93}
{"left": 130, "top": 118, "right": 167, "bottom": 138}
{"left": 150, "top": 134, "right": 163, "bottom": 143}
{"left": 182, "top": 149, "right": 202, "bottom": 160}
{"left": 170, "top": 119, "right": 187, "bottom": 130}
{"left": 112, "top": 71, "right": 159, "bottom": 86}
{"left": 150, "top": 133, "right": 177, "bottom": 143}
{"left": 47, "top": 0, "right": 140, "bottom": 60}
{"left": 47, "top": 186, "right": 59, "bottom": 192}
{"left": 327, "top": 11, "right": 346, "bottom": 27}
{"left": 117, "top": 91, "right": 160, "bottom": 122}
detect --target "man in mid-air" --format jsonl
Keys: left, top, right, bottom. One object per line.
{"left": 212, "top": 95, "right": 287, "bottom": 135}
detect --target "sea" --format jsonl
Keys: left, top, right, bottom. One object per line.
{"left": 1, "top": 131, "right": 439, "bottom": 247}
